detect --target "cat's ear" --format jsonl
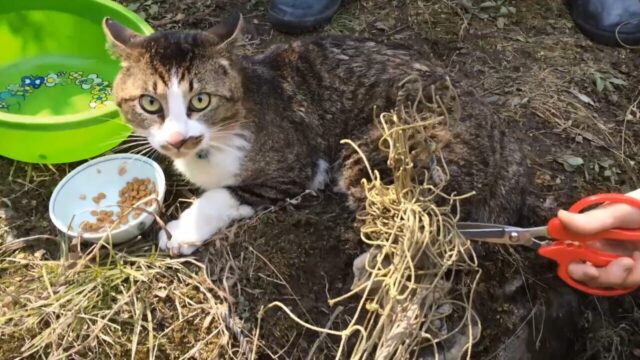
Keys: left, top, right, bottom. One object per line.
{"left": 102, "top": 17, "right": 144, "bottom": 59}
{"left": 207, "top": 12, "right": 244, "bottom": 50}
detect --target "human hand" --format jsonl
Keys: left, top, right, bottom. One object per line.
{"left": 558, "top": 194, "right": 640, "bottom": 289}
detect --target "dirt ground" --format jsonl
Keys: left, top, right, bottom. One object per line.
{"left": 1, "top": 0, "right": 640, "bottom": 359}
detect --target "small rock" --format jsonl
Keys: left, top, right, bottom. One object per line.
{"left": 502, "top": 276, "right": 524, "bottom": 296}
{"left": 0, "top": 207, "right": 13, "bottom": 219}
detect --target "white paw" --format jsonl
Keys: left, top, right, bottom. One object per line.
{"left": 237, "top": 205, "right": 255, "bottom": 218}
{"left": 158, "top": 218, "right": 206, "bottom": 256}
{"left": 157, "top": 188, "right": 255, "bottom": 256}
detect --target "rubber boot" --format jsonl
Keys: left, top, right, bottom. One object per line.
{"left": 569, "top": 0, "right": 640, "bottom": 46}
{"left": 267, "top": 0, "right": 342, "bottom": 34}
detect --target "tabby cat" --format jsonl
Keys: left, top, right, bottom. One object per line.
{"left": 102, "top": 13, "right": 531, "bottom": 255}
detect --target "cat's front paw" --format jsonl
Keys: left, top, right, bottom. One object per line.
{"left": 158, "top": 218, "right": 207, "bottom": 256}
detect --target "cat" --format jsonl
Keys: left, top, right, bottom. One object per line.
{"left": 102, "top": 13, "right": 534, "bottom": 256}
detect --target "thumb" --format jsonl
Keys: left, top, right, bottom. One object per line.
{"left": 557, "top": 209, "right": 614, "bottom": 235}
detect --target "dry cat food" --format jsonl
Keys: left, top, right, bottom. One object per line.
{"left": 79, "top": 177, "right": 158, "bottom": 233}
{"left": 118, "top": 164, "right": 128, "bottom": 176}
{"left": 92, "top": 192, "right": 106, "bottom": 205}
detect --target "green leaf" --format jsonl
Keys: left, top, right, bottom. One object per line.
{"left": 556, "top": 155, "right": 584, "bottom": 171}
{"left": 598, "top": 159, "right": 614, "bottom": 167}
{"left": 147, "top": 4, "right": 159, "bottom": 16}
{"left": 479, "top": 1, "right": 497, "bottom": 8}
{"left": 595, "top": 76, "right": 605, "bottom": 92}
{"left": 460, "top": 0, "right": 474, "bottom": 8}
{"left": 605, "top": 82, "right": 614, "bottom": 92}
{"left": 497, "top": 6, "right": 509, "bottom": 16}
{"left": 127, "top": 2, "right": 141, "bottom": 11}
{"left": 608, "top": 77, "right": 627, "bottom": 85}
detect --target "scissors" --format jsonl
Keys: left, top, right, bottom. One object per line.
{"left": 457, "top": 193, "right": 640, "bottom": 297}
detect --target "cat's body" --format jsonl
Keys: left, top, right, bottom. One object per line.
{"left": 224, "top": 36, "right": 448, "bottom": 205}
{"left": 103, "top": 14, "right": 533, "bottom": 255}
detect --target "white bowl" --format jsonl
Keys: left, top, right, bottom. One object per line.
{"left": 49, "top": 154, "right": 166, "bottom": 244}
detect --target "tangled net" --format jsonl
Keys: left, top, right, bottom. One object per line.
{"left": 255, "top": 77, "right": 482, "bottom": 359}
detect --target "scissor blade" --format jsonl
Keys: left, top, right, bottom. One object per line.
{"left": 457, "top": 229, "right": 515, "bottom": 245}
{"left": 456, "top": 222, "right": 537, "bottom": 246}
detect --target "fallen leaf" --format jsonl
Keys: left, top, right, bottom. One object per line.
{"left": 595, "top": 76, "right": 605, "bottom": 92}
{"left": 154, "top": 288, "right": 169, "bottom": 298}
{"left": 608, "top": 77, "right": 627, "bottom": 85}
{"left": 127, "top": 2, "right": 141, "bottom": 11}
{"left": 459, "top": 0, "right": 474, "bottom": 10}
{"left": 151, "top": 13, "right": 185, "bottom": 26}
{"left": 556, "top": 155, "right": 584, "bottom": 171}
{"left": 373, "top": 22, "right": 390, "bottom": 32}
{"left": 569, "top": 89, "right": 595, "bottom": 106}
{"left": 147, "top": 4, "right": 159, "bottom": 16}
{"left": 598, "top": 159, "right": 614, "bottom": 167}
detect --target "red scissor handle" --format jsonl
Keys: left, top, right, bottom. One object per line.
{"left": 538, "top": 242, "right": 636, "bottom": 296}
{"left": 538, "top": 193, "right": 640, "bottom": 296}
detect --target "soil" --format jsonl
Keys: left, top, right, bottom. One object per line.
{"left": 2, "top": 0, "right": 640, "bottom": 359}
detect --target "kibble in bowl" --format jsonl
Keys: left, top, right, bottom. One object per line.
{"left": 49, "top": 154, "right": 166, "bottom": 244}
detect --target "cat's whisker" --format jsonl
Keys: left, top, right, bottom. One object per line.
{"left": 209, "top": 131, "right": 245, "bottom": 138}
{"left": 211, "top": 119, "right": 248, "bottom": 131}
{"left": 137, "top": 146, "right": 157, "bottom": 159}
{"left": 112, "top": 141, "right": 151, "bottom": 152}
{"left": 208, "top": 142, "right": 239, "bottom": 153}
{"left": 130, "top": 145, "right": 154, "bottom": 155}
{"left": 98, "top": 137, "right": 136, "bottom": 147}
{"left": 209, "top": 126, "right": 249, "bottom": 135}
{"left": 214, "top": 123, "right": 248, "bottom": 132}
{"left": 96, "top": 133, "right": 149, "bottom": 148}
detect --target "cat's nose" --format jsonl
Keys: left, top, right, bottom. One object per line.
{"left": 166, "top": 132, "right": 187, "bottom": 149}
{"left": 166, "top": 132, "right": 203, "bottom": 150}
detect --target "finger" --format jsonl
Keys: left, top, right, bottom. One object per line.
{"left": 622, "top": 252, "right": 640, "bottom": 288}
{"left": 558, "top": 203, "right": 640, "bottom": 235}
{"left": 558, "top": 209, "right": 614, "bottom": 235}
{"left": 588, "top": 257, "right": 635, "bottom": 288}
{"left": 568, "top": 262, "right": 599, "bottom": 282}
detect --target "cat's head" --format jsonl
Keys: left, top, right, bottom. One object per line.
{"left": 103, "top": 14, "right": 245, "bottom": 159}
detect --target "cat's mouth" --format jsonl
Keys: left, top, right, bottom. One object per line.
{"left": 162, "top": 149, "right": 196, "bottom": 159}
{"left": 157, "top": 135, "right": 205, "bottom": 159}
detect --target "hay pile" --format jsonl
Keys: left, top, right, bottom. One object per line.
{"left": 0, "top": 79, "right": 480, "bottom": 359}
{"left": 0, "top": 240, "right": 249, "bottom": 359}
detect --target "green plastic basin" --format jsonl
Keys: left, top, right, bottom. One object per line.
{"left": 0, "top": 0, "right": 153, "bottom": 164}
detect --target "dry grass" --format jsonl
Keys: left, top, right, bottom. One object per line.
{"left": 0, "top": 238, "right": 252, "bottom": 360}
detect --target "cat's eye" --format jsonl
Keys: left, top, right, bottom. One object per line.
{"left": 189, "top": 93, "right": 211, "bottom": 112}
{"left": 139, "top": 95, "right": 162, "bottom": 114}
